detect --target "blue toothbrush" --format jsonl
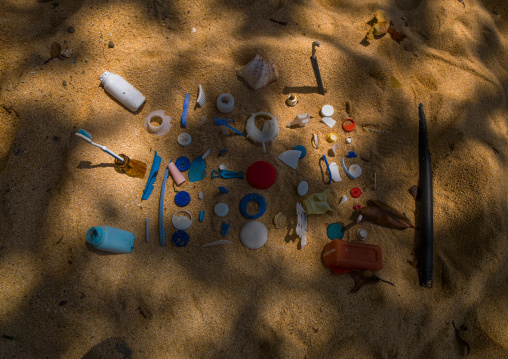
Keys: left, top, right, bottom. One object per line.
{"left": 75, "top": 129, "right": 124, "bottom": 162}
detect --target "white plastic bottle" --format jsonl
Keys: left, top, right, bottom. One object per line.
{"left": 100, "top": 71, "right": 146, "bottom": 112}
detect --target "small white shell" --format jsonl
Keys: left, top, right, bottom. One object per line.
{"left": 273, "top": 212, "right": 287, "bottom": 228}
{"left": 236, "top": 55, "right": 279, "bottom": 90}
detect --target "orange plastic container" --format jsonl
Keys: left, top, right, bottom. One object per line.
{"left": 323, "top": 239, "right": 383, "bottom": 274}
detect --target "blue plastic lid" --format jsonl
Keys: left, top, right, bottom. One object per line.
{"left": 172, "top": 230, "right": 189, "bottom": 247}
{"left": 293, "top": 145, "right": 306, "bottom": 159}
{"left": 175, "top": 156, "right": 190, "bottom": 172}
{"left": 327, "top": 223, "right": 345, "bottom": 240}
{"left": 240, "top": 193, "right": 267, "bottom": 219}
{"left": 174, "top": 191, "right": 191, "bottom": 207}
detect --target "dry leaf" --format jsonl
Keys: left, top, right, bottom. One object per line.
{"left": 50, "top": 42, "right": 61, "bottom": 58}
{"left": 408, "top": 185, "right": 420, "bottom": 200}
{"left": 391, "top": 75, "right": 402, "bottom": 88}
{"left": 359, "top": 199, "right": 416, "bottom": 230}
{"left": 366, "top": 11, "right": 388, "bottom": 41}
{"left": 387, "top": 21, "right": 406, "bottom": 43}
{"left": 407, "top": 260, "right": 418, "bottom": 268}
{"left": 350, "top": 270, "right": 395, "bottom": 293}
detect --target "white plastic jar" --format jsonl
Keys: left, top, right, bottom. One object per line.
{"left": 100, "top": 71, "right": 146, "bottom": 112}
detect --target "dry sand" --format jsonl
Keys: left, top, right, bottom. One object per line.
{"left": 1, "top": 0, "right": 507, "bottom": 358}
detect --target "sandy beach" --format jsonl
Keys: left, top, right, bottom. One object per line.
{"left": 0, "top": 0, "right": 507, "bottom": 358}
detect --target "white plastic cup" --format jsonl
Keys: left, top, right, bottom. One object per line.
{"left": 100, "top": 71, "right": 146, "bottom": 112}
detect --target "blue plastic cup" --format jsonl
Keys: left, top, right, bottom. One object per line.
{"left": 86, "top": 226, "right": 135, "bottom": 253}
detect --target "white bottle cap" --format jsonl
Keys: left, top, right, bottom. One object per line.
{"left": 320, "top": 104, "right": 334, "bottom": 117}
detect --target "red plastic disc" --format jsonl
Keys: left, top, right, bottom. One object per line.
{"left": 342, "top": 118, "right": 356, "bottom": 132}
{"left": 247, "top": 161, "right": 276, "bottom": 189}
{"left": 350, "top": 187, "right": 362, "bottom": 198}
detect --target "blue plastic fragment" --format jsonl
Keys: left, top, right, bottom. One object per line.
{"left": 214, "top": 117, "right": 244, "bottom": 136}
{"left": 322, "top": 155, "right": 332, "bottom": 184}
{"left": 181, "top": 93, "right": 190, "bottom": 128}
{"left": 220, "top": 222, "right": 231, "bottom": 236}
{"left": 141, "top": 151, "right": 162, "bottom": 200}
{"left": 175, "top": 156, "right": 191, "bottom": 172}
{"left": 346, "top": 151, "right": 358, "bottom": 158}
{"left": 211, "top": 169, "right": 244, "bottom": 179}
{"left": 219, "top": 186, "right": 229, "bottom": 194}
{"left": 172, "top": 230, "right": 189, "bottom": 247}
{"left": 159, "top": 164, "right": 170, "bottom": 246}
{"left": 240, "top": 193, "right": 267, "bottom": 219}
{"left": 174, "top": 191, "right": 191, "bottom": 207}
{"left": 218, "top": 149, "right": 228, "bottom": 156}
{"left": 327, "top": 223, "right": 345, "bottom": 240}
{"left": 293, "top": 145, "right": 307, "bottom": 159}
{"left": 199, "top": 210, "right": 204, "bottom": 222}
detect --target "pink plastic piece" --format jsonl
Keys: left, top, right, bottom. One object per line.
{"left": 168, "top": 161, "right": 186, "bottom": 186}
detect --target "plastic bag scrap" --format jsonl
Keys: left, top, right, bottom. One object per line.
{"left": 302, "top": 189, "right": 332, "bottom": 214}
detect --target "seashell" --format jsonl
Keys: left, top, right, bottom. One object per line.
{"left": 273, "top": 212, "right": 287, "bottom": 229}
{"left": 236, "top": 55, "right": 279, "bottom": 90}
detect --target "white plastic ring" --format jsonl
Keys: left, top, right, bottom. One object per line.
{"left": 177, "top": 132, "right": 192, "bottom": 147}
{"left": 145, "top": 110, "right": 172, "bottom": 136}
{"left": 217, "top": 93, "right": 234, "bottom": 113}
{"left": 172, "top": 210, "right": 193, "bottom": 230}
{"left": 286, "top": 94, "right": 298, "bottom": 107}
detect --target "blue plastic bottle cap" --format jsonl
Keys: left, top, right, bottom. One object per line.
{"left": 174, "top": 191, "right": 191, "bottom": 207}
{"left": 214, "top": 203, "right": 229, "bottom": 217}
{"left": 240, "top": 193, "right": 267, "bottom": 219}
{"left": 175, "top": 156, "right": 191, "bottom": 171}
{"left": 172, "top": 230, "right": 189, "bottom": 247}
{"left": 292, "top": 145, "right": 306, "bottom": 159}
{"left": 327, "top": 223, "right": 345, "bottom": 240}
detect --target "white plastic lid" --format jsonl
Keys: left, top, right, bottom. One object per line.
{"left": 320, "top": 104, "right": 334, "bottom": 117}
{"left": 240, "top": 221, "right": 268, "bottom": 249}
{"left": 297, "top": 181, "right": 309, "bottom": 196}
{"left": 177, "top": 132, "right": 192, "bottom": 146}
{"left": 214, "top": 203, "right": 229, "bottom": 217}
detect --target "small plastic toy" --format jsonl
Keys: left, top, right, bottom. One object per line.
{"left": 211, "top": 169, "right": 244, "bottom": 179}
{"left": 240, "top": 193, "right": 267, "bottom": 219}
{"left": 323, "top": 239, "right": 383, "bottom": 274}
{"left": 219, "top": 186, "right": 229, "bottom": 194}
{"left": 240, "top": 221, "right": 268, "bottom": 249}
{"left": 141, "top": 151, "right": 162, "bottom": 200}
{"left": 86, "top": 226, "right": 135, "bottom": 254}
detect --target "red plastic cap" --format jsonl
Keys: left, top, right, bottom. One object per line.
{"left": 350, "top": 187, "right": 362, "bottom": 198}
{"left": 342, "top": 118, "right": 356, "bottom": 132}
{"left": 247, "top": 161, "right": 277, "bottom": 189}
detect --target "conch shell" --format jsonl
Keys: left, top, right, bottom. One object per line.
{"left": 358, "top": 199, "right": 415, "bottom": 230}
{"left": 236, "top": 55, "right": 279, "bottom": 90}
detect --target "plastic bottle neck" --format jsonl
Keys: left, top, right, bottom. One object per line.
{"left": 100, "top": 71, "right": 112, "bottom": 84}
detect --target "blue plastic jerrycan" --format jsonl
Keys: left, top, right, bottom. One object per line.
{"left": 86, "top": 226, "right": 135, "bottom": 253}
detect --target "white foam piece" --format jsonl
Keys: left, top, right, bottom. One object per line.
{"left": 296, "top": 202, "right": 308, "bottom": 247}
{"left": 321, "top": 117, "right": 336, "bottom": 128}
{"left": 278, "top": 150, "right": 302, "bottom": 170}
{"left": 196, "top": 84, "right": 206, "bottom": 107}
